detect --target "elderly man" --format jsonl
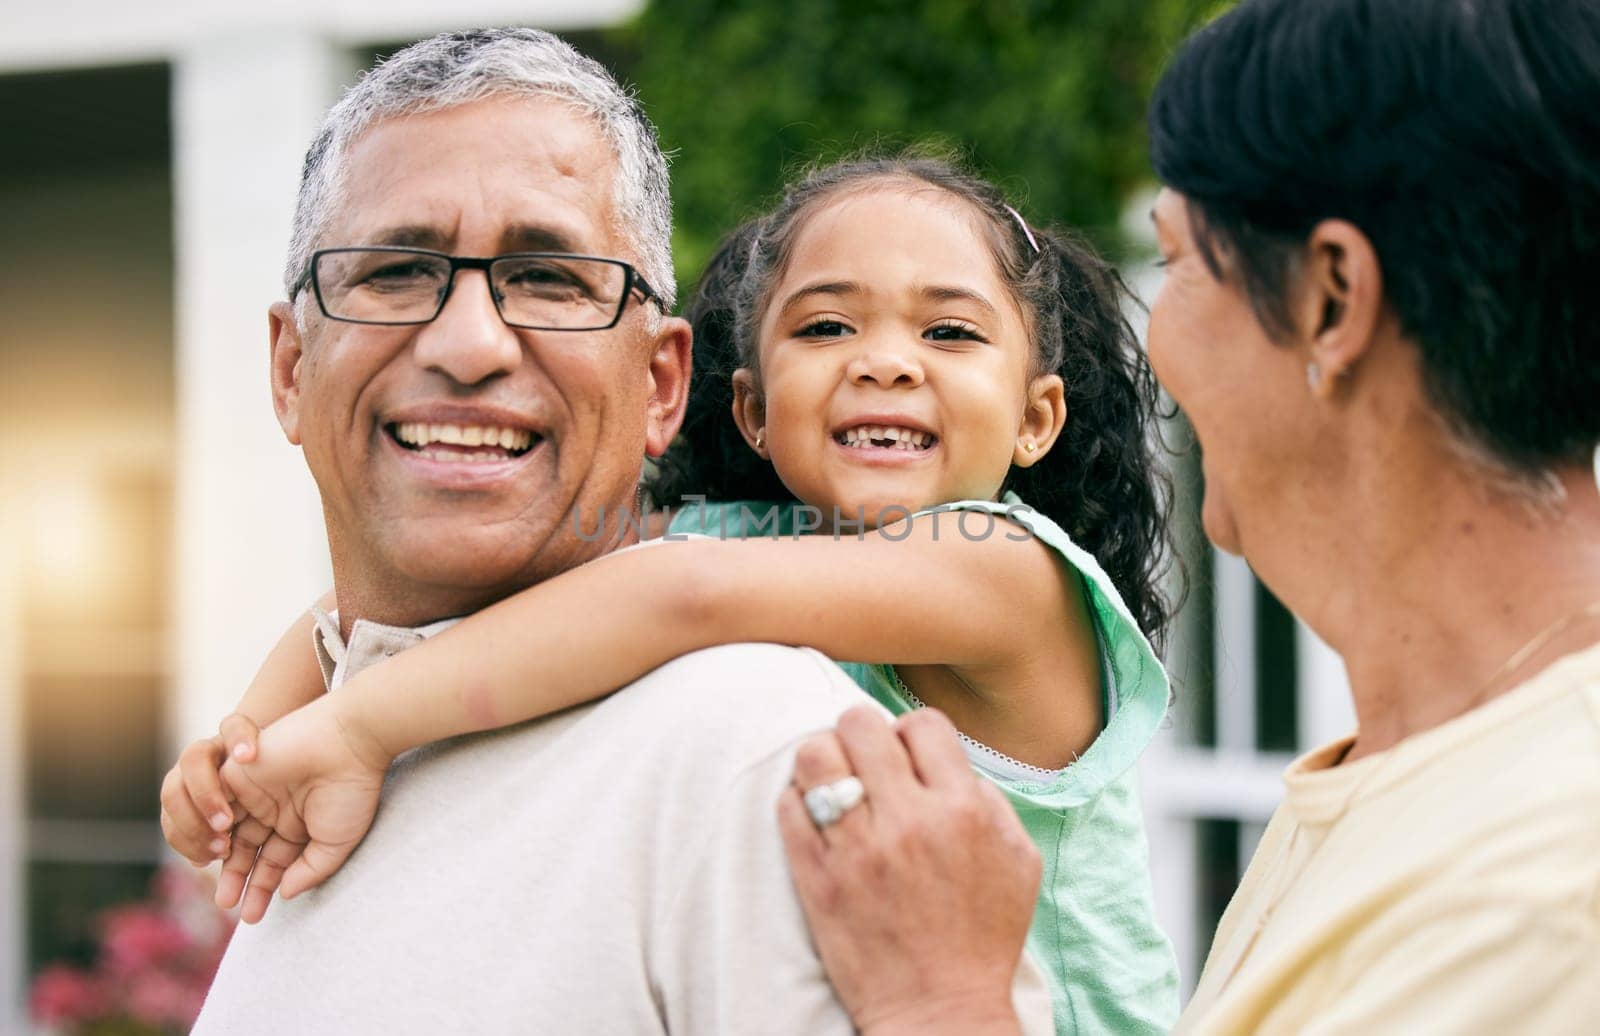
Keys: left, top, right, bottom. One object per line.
{"left": 191, "top": 28, "right": 1048, "bottom": 1035}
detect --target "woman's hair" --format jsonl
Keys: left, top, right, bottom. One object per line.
{"left": 649, "top": 156, "right": 1173, "bottom": 647}
{"left": 1147, "top": 0, "right": 1600, "bottom": 476}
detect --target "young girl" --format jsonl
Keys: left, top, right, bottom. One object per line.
{"left": 167, "top": 157, "right": 1179, "bottom": 1032}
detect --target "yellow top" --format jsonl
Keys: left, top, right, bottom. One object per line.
{"left": 1176, "top": 641, "right": 1600, "bottom": 1035}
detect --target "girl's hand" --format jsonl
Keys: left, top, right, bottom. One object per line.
{"left": 158, "top": 714, "right": 262, "bottom": 865}
{"left": 215, "top": 695, "right": 393, "bottom": 923}
{"left": 777, "top": 706, "right": 1042, "bottom": 1036}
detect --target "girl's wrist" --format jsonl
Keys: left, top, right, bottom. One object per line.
{"left": 328, "top": 678, "right": 402, "bottom": 772}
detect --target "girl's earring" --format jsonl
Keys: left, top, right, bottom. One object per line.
{"left": 755, "top": 433, "right": 765, "bottom": 450}
{"left": 1023, "top": 442, "right": 1037, "bottom": 454}
{"left": 1307, "top": 361, "right": 1323, "bottom": 393}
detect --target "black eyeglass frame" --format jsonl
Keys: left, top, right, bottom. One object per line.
{"left": 292, "top": 246, "right": 663, "bottom": 331}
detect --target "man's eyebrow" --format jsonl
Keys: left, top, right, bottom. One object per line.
{"left": 778, "top": 280, "right": 863, "bottom": 311}
{"left": 919, "top": 284, "right": 997, "bottom": 315}
{"left": 359, "top": 224, "right": 588, "bottom": 255}
{"left": 501, "top": 223, "right": 585, "bottom": 254}
{"left": 369, "top": 225, "right": 448, "bottom": 249}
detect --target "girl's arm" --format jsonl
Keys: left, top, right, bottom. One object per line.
{"left": 234, "top": 589, "right": 337, "bottom": 726}
{"left": 335, "top": 515, "right": 1087, "bottom": 767}
{"left": 159, "top": 592, "right": 334, "bottom": 865}
{"left": 213, "top": 519, "right": 1088, "bottom": 916}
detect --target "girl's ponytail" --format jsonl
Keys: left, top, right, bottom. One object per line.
{"left": 1006, "top": 226, "right": 1173, "bottom": 649}
{"left": 645, "top": 220, "right": 794, "bottom": 509}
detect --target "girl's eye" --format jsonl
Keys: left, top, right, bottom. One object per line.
{"left": 925, "top": 321, "right": 985, "bottom": 343}
{"left": 797, "top": 319, "right": 852, "bottom": 338}
{"left": 1153, "top": 257, "right": 1172, "bottom": 269}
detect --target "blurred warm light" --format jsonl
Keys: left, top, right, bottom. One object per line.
{"left": 26, "top": 478, "right": 106, "bottom": 599}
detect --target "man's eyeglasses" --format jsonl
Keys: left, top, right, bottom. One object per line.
{"left": 292, "top": 247, "right": 662, "bottom": 331}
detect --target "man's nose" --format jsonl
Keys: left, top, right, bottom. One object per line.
{"left": 846, "top": 338, "right": 925, "bottom": 389}
{"left": 411, "top": 269, "right": 522, "bottom": 386}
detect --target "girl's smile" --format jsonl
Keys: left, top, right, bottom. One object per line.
{"left": 829, "top": 414, "right": 940, "bottom": 464}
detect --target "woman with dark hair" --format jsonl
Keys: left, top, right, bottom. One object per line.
{"left": 779, "top": 1, "right": 1600, "bottom": 1032}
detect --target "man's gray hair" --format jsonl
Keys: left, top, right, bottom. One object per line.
{"left": 285, "top": 28, "right": 676, "bottom": 309}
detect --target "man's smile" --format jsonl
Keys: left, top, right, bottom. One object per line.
{"left": 377, "top": 404, "right": 549, "bottom": 487}
{"left": 389, "top": 421, "right": 539, "bottom": 462}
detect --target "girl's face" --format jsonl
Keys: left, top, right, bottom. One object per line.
{"left": 739, "top": 186, "right": 1061, "bottom": 528}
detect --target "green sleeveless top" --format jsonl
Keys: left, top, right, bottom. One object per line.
{"left": 668, "top": 496, "right": 1179, "bottom": 1033}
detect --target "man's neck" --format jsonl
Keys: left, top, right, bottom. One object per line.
{"left": 330, "top": 512, "right": 643, "bottom": 641}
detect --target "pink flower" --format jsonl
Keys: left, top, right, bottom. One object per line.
{"left": 28, "top": 964, "right": 105, "bottom": 1024}
{"left": 29, "top": 866, "right": 237, "bottom": 1033}
{"left": 127, "top": 968, "right": 207, "bottom": 1028}
{"left": 99, "top": 904, "right": 194, "bottom": 978}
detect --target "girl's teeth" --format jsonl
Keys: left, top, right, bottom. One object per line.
{"left": 837, "top": 425, "right": 933, "bottom": 449}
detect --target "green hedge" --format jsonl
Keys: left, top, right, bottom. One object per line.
{"left": 612, "top": 0, "right": 1222, "bottom": 289}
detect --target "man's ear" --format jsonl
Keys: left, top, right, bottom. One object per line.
{"left": 268, "top": 302, "right": 307, "bottom": 445}
{"left": 730, "top": 368, "right": 767, "bottom": 458}
{"left": 1298, "top": 219, "right": 1383, "bottom": 399}
{"left": 1013, "top": 373, "right": 1066, "bottom": 468}
{"left": 644, "top": 316, "right": 694, "bottom": 458}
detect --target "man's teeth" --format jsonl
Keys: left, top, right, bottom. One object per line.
{"left": 393, "top": 422, "right": 535, "bottom": 452}
{"left": 838, "top": 425, "right": 935, "bottom": 450}
{"left": 409, "top": 449, "right": 520, "bottom": 464}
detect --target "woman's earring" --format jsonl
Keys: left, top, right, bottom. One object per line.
{"left": 1023, "top": 442, "right": 1037, "bottom": 454}
{"left": 1307, "top": 362, "right": 1323, "bottom": 392}
{"left": 755, "top": 433, "right": 764, "bottom": 450}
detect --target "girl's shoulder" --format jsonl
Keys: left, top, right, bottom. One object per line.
{"left": 917, "top": 494, "right": 1173, "bottom": 802}
{"left": 919, "top": 494, "right": 1132, "bottom": 634}
{"left": 662, "top": 499, "right": 803, "bottom": 539}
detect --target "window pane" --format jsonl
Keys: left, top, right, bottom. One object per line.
{"left": 1254, "top": 581, "right": 1299, "bottom": 752}
{"left": 1194, "top": 817, "right": 1242, "bottom": 972}
{"left": 27, "top": 860, "right": 158, "bottom": 973}
{"left": 25, "top": 673, "right": 163, "bottom": 822}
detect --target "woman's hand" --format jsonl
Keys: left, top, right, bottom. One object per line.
{"left": 215, "top": 694, "right": 393, "bottom": 923}
{"left": 777, "top": 705, "right": 1042, "bottom": 1036}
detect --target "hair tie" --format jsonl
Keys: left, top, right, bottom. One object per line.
{"left": 1004, "top": 204, "right": 1040, "bottom": 254}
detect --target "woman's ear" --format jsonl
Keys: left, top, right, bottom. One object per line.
{"left": 1013, "top": 373, "right": 1066, "bottom": 467}
{"left": 731, "top": 368, "right": 768, "bottom": 458}
{"left": 1299, "top": 219, "right": 1383, "bottom": 399}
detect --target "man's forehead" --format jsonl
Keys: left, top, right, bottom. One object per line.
{"left": 325, "top": 95, "right": 624, "bottom": 255}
